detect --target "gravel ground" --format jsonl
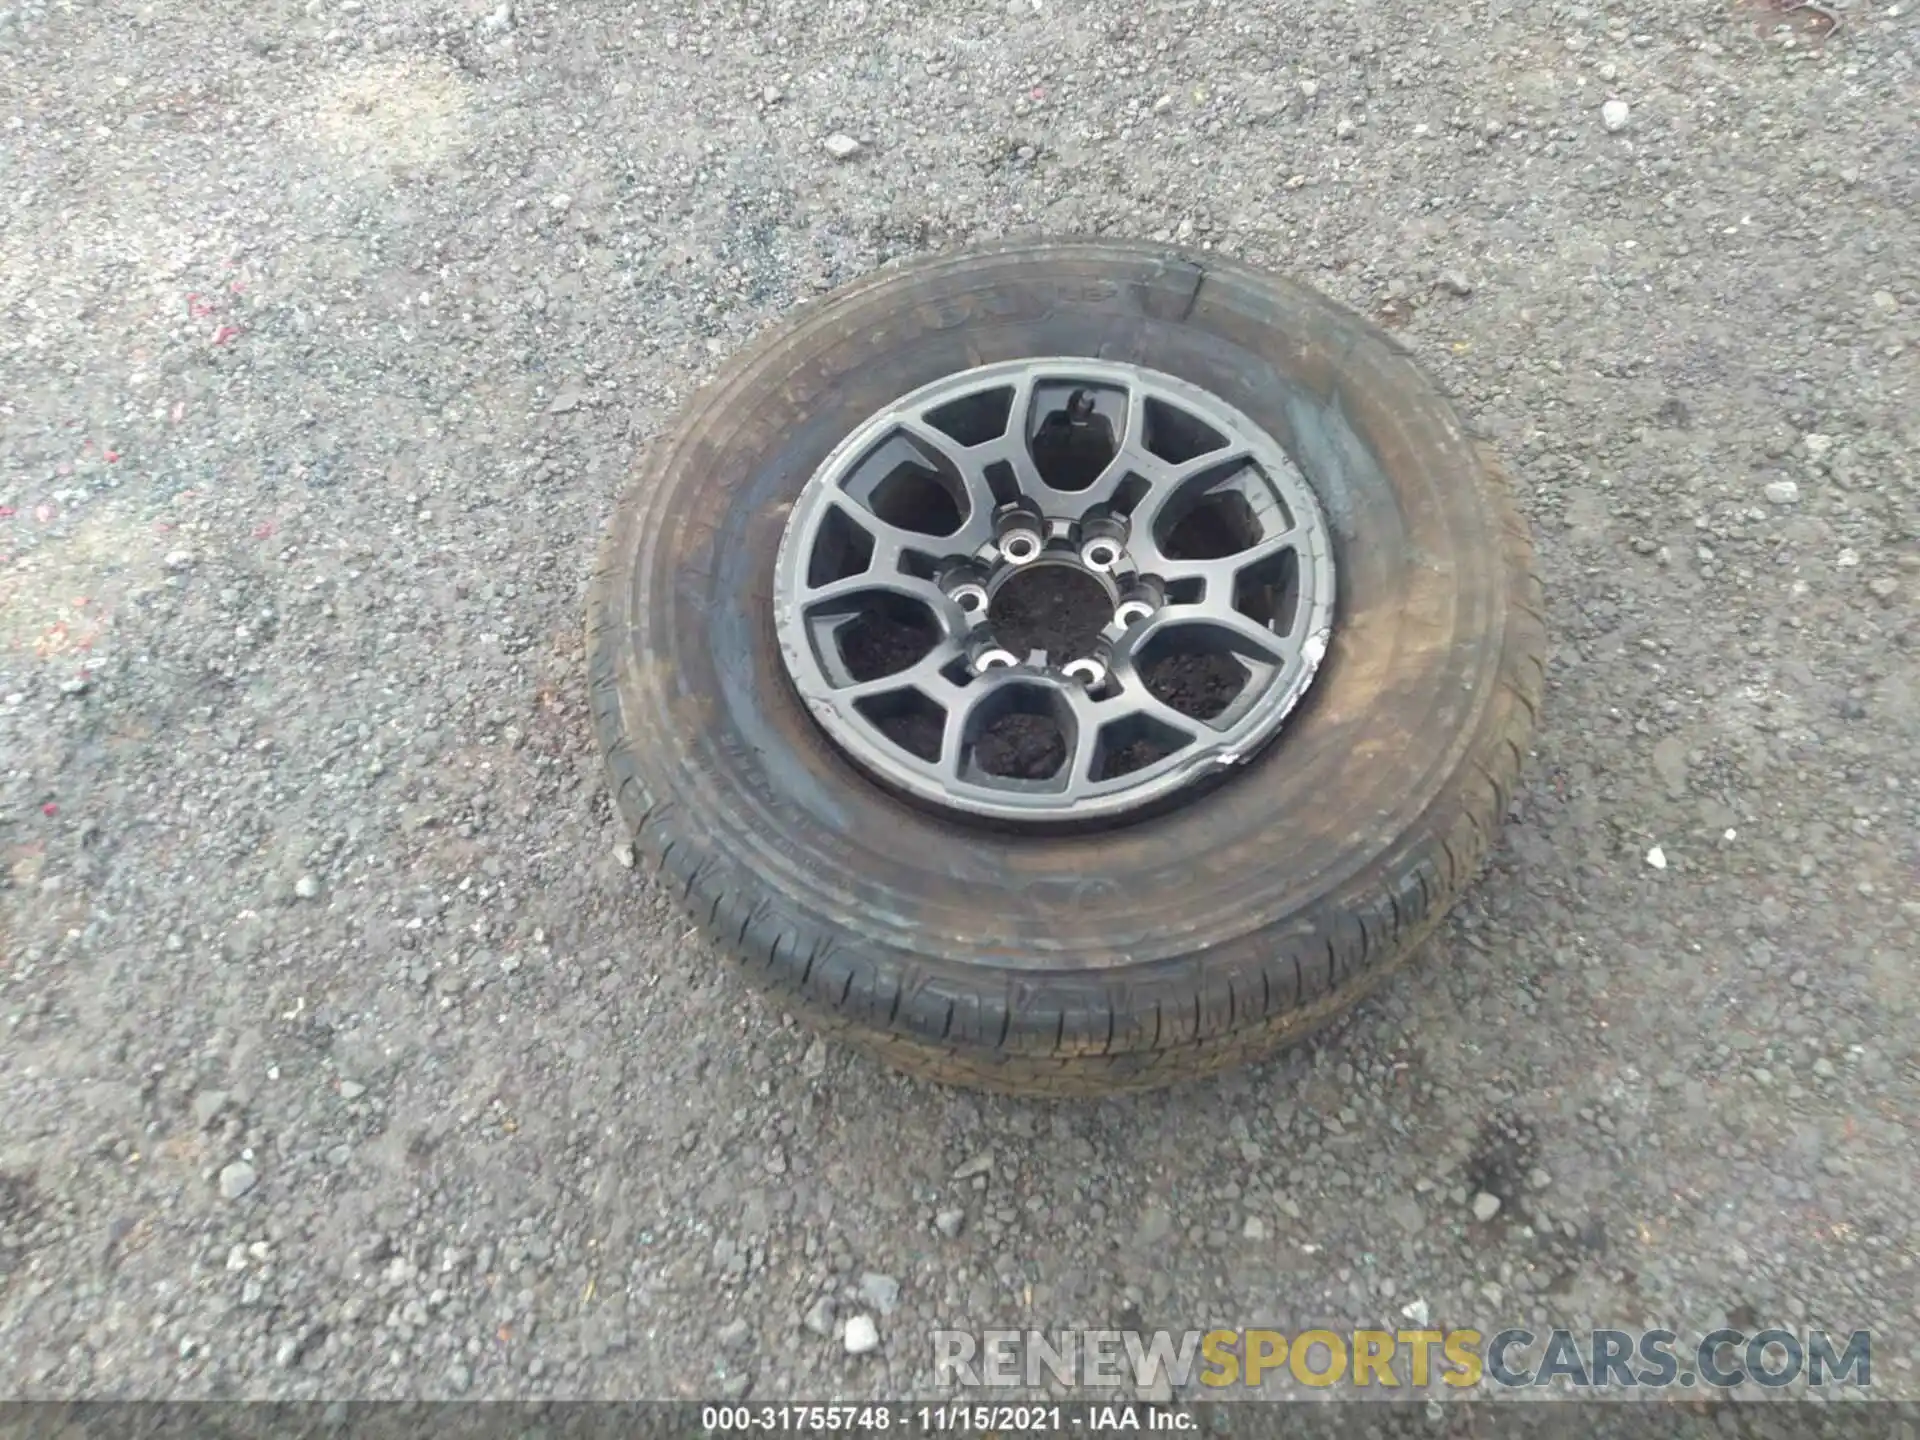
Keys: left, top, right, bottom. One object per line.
{"left": 2, "top": 0, "right": 1917, "bottom": 1407}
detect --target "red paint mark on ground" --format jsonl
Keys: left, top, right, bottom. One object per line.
{"left": 0, "top": 506, "right": 14, "bottom": 519}
{"left": 231, "top": 279, "right": 248, "bottom": 294}
{"left": 105, "top": 449, "right": 121, "bottom": 463}
{"left": 42, "top": 803, "right": 59, "bottom": 817}
{"left": 188, "top": 294, "right": 215, "bottom": 319}
{"left": 253, "top": 519, "right": 277, "bottom": 539}
{"left": 35, "top": 503, "right": 57, "bottom": 523}
{"left": 211, "top": 325, "right": 243, "bottom": 346}
{"left": 154, "top": 520, "right": 174, "bottom": 533}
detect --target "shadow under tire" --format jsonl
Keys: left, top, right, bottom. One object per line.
{"left": 586, "top": 239, "right": 1546, "bottom": 1097}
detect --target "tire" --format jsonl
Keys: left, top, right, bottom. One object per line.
{"left": 586, "top": 239, "right": 1545, "bottom": 1097}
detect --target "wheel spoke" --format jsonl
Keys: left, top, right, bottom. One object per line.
{"left": 1146, "top": 525, "right": 1303, "bottom": 604}
{"left": 1086, "top": 684, "right": 1202, "bottom": 741}
{"left": 802, "top": 565, "right": 952, "bottom": 616}
{"left": 1061, "top": 686, "right": 1101, "bottom": 783}
{"left": 896, "top": 374, "right": 1041, "bottom": 543}
{"left": 1126, "top": 443, "right": 1261, "bottom": 538}
{"left": 1129, "top": 604, "right": 1296, "bottom": 668}
{"left": 833, "top": 637, "right": 969, "bottom": 702}
{"left": 934, "top": 680, "right": 990, "bottom": 783}
{"left": 801, "top": 501, "right": 955, "bottom": 599}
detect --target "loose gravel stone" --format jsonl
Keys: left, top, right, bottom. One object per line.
{"left": 822, "top": 133, "right": 863, "bottom": 161}
{"left": 1601, "top": 99, "right": 1631, "bottom": 132}
{"left": 218, "top": 1162, "right": 258, "bottom": 1201}
{"left": 843, "top": 1315, "right": 880, "bottom": 1355}
{"left": 857, "top": 1273, "right": 900, "bottom": 1315}
{"left": 1471, "top": 1192, "right": 1502, "bottom": 1222}
{"left": 801, "top": 1296, "right": 835, "bottom": 1337}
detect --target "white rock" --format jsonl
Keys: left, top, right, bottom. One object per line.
{"left": 1401, "top": 1298, "right": 1431, "bottom": 1326}
{"left": 1803, "top": 432, "right": 1834, "bottom": 458}
{"left": 1471, "top": 1191, "right": 1502, "bottom": 1221}
{"left": 1242, "top": 1216, "right": 1268, "bottom": 1241}
{"left": 1764, "top": 480, "right": 1800, "bottom": 505}
{"left": 219, "top": 1161, "right": 258, "bottom": 1200}
{"left": 1645, "top": 845, "right": 1667, "bottom": 870}
{"left": 822, "top": 132, "right": 863, "bottom": 160}
{"left": 165, "top": 550, "right": 195, "bottom": 569}
{"left": 844, "top": 1315, "right": 880, "bottom": 1355}
{"left": 1601, "top": 99, "right": 1630, "bottom": 132}
{"left": 294, "top": 874, "right": 320, "bottom": 899}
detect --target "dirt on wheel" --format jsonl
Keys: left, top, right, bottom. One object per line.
{"left": 987, "top": 564, "right": 1112, "bottom": 663}
{"left": 974, "top": 713, "right": 1069, "bottom": 779}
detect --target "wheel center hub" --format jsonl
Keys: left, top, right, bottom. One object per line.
{"left": 984, "top": 559, "right": 1114, "bottom": 668}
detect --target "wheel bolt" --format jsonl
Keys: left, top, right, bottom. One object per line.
{"left": 999, "top": 528, "right": 1042, "bottom": 565}
{"left": 949, "top": 581, "right": 989, "bottom": 618}
{"left": 993, "top": 501, "right": 1046, "bottom": 566}
{"left": 1063, "top": 655, "right": 1109, "bottom": 688}
{"left": 1078, "top": 513, "right": 1128, "bottom": 572}
{"left": 1114, "top": 576, "right": 1163, "bottom": 630}
{"left": 970, "top": 641, "right": 1019, "bottom": 674}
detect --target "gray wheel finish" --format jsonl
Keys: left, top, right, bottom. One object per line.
{"left": 770, "top": 358, "right": 1337, "bottom": 823}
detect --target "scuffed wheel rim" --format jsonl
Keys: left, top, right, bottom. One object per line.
{"left": 587, "top": 240, "right": 1546, "bottom": 1097}
{"left": 770, "top": 357, "right": 1338, "bottom": 824}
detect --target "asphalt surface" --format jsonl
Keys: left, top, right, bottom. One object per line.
{"left": 2, "top": 0, "right": 1916, "bottom": 1408}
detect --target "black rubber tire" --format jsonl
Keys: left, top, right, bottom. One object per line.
{"left": 586, "top": 239, "right": 1545, "bottom": 1097}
